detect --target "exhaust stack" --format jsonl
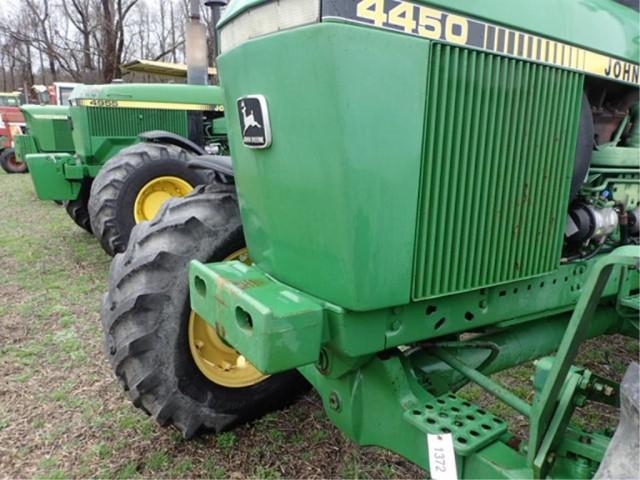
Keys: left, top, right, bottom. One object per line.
{"left": 186, "top": 0, "right": 209, "bottom": 87}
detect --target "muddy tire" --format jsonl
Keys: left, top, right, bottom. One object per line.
{"left": 101, "top": 184, "right": 308, "bottom": 438}
{"left": 63, "top": 180, "right": 93, "bottom": 233}
{"left": 88, "top": 142, "right": 218, "bottom": 257}
{"left": 0, "top": 148, "right": 28, "bottom": 174}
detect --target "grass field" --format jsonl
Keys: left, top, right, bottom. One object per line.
{"left": 0, "top": 171, "right": 637, "bottom": 479}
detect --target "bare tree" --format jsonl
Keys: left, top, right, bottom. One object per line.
{"left": 0, "top": 0, "right": 197, "bottom": 92}
{"left": 62, "top": 0, "right": 97, "bottom": 74}
{"left": 24, "top": 0, "right": 57, "bottom": 80}
{"left": 99, "top": 0, "right": 140, "bottom": 82}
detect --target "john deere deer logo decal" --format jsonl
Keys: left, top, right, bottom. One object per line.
{"left": 240, "top": 101, "right": 262, "bottom": 135}
{"left": 237, "top": 95, "right": 272, "bottom": 149}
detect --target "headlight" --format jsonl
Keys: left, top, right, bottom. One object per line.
{"left": 0, "top": 114, "right": 4, "bottom": 129}
{"left": 220, "top": 0, "right": 320, "bottom": 54}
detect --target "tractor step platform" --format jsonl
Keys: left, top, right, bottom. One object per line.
{"left": 404, "top": 393, "right": 508, "bottom": 456}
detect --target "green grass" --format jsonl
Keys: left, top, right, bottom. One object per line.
{"left": 146, "top": 451, "right": 171, "bottom": 470}
{"left": 215, "top": 431, "right": 238, "bottom": 452}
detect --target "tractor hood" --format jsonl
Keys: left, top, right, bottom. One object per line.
{"left": 20, "top": 105, "right": 70, "bottom": 124}
{"left": 69, "top": 83, "right": 224, "bottom": 108}
{"left": 219, "top": 0, "right": 639, "bottom": 63}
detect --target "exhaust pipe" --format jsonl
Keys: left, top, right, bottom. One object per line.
{"left": 205, "top": 1, "right": 228, "bottom": 61}
{"left": 185, "top": 0, "right": 208, "bottom": 145}
{"left": 186, "top": 0, "right": 209, "bottom": 87}
{"left": 186, "top": 1, "right": 227, "bottom": 146}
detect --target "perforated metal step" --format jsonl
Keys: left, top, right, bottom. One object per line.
{"left": 404, "top": 393, "right": 508, "bottom": 455}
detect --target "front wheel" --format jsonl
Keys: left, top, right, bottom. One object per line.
{"left": 88, "top": 143, "right": 218, "bottom": 256}
{"left": 62, "top": 180, "right": 93, "bottom": 233}
{"left": 101, "top": 184, "right": 308, "bottom": 438}
{"left": 0, "top": 148, "right": 28, "bottom": 174}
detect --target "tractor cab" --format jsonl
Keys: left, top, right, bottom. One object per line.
{"left": 0, "top": 92, "right": 22, "bottom": 107}
{"left": 33, "top": 82, "right": 82, "bottom": 106}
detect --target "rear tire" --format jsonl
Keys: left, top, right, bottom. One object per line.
{"left": 63, "top": 180, "right": 93, "bottom": 233}
{"left": 88, "top": 142, "right": 218, "bottom": 256}
{"left": 101, "top": 184, "right": 308, "bottom": 438}
{"left": 0, "top": 148, "right": 28, "bottom": 174}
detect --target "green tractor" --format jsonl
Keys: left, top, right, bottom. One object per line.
{"left": 26, "top": 82, "right": 228, "bottom": 249}
{"left": 5, "top": 83, "right": 81, "bottom": 175}
{"left": 14, "top": 83, "right": 83, "bottom": 165}
{"left": 26, "top": 3, "right": 229, "bottom": 255}
{"left": 101, "top": 0, "right": 640, "bottom": 478}
{"left": 14, "top": 105, "right": 75, "bottom": 172}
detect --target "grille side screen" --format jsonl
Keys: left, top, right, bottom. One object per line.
{"left": 87, "top": 107, "right": 189, "bottom": 138}
{"left": 413, "top": 44, "right": 583, "bottom": 300}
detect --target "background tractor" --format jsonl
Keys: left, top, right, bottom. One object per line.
{"left": 27, "top": 2, "right": 230, "bottom": 255}
{"left": 0, "top": 91, "right": 26, "bottom": 174}
{"left": 13, "top": 105, "right": 75, "bottom": 168}
{"left": 1, "top": 83, "right": 79, "bottom": 174}
{"left": 101, "top": 0, "right": 639, "bottom": 479}
{"left": 12, "top": 83, "right": 82, "bottom": 175}
{"left": 32, "top": 82, "right": 80, "bottom": 107}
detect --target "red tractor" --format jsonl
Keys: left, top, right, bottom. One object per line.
{"left": 0, "top": 92, "right": 27, "bottom": 174}
{"left": 32, "top": 82, "right": 79, "bottom": 107}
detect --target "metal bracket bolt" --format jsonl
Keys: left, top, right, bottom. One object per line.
{"left": 328, "top": 391, "right": 341, "bottom": 412}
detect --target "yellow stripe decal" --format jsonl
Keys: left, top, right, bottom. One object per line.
{"left": 77, "top": 99, "right": 224, "bottom": 112}
{"left": 324, "top": 0, "right": 639, "bottom": 86}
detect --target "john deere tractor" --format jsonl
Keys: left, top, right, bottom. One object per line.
{"left": 2, "top": 83, "right": 80, "bottom": 174}
{"left": 101, "top": 0, "right": 639, "bottom": 478}
{"left": 25, "top": 82, "right": 228, "bottom": 250}
{"left": 14, "top": 83, "right": 82, "bottom": 167}
{"left": 14, "top": 105, "right": 75, "bottom": 170}
{"left": 26, "top": 3, "right": 229, "bottom": 254}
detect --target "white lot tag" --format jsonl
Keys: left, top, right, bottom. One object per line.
{"left": 427, "top": 433, "right": 458, "bottom": 480}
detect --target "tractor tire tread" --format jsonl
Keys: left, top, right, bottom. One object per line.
{"left": 89, "top": 143, "right": 219, "bottom": 256}
{"left": 102, "top": 184, "right": 308, "bottom": 438}
{"left": 63, "top": 180, "right": 93, "bottom": 233}
{"left": 0, "top": 148, "right": 27, "bottom": 174}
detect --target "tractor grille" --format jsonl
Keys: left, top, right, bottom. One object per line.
{"left": 14, "top": 134, "right": 37, "bottom": 158}
{"left": 86, "top": 107, "right": 189, "bottom": 137}
{"left": 413, "top": 44, "right": 583, "bottom": 300}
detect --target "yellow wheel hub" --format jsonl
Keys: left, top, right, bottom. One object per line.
{"left": 188, "top": 248, "right": 268, "bottom": 388}
{"left": 134, "top": 176, "right": 194, "bottom": 223}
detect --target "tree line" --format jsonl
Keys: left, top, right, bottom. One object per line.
{"left": 0, "top": 0, "right": 218, "bottom": 96}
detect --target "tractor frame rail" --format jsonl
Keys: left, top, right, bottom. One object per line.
{"left": 190, "top": 246, "right": 639, "bottom": 478}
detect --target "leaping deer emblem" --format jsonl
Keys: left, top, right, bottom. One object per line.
{"left": 240, "top": 101, "right": 262, "bottom": 135}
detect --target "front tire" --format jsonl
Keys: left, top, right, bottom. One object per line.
{"left": 101, "top": 184, "right": 308, "bottom": 438}
{"left": 63, "top": 180, "right": 93, "bottom": 233}
{"left": 88, "top": 143, "right": 218, "bottom": 256}
{"left": 0, "top": 148, "right": 28, "bottom": 174}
